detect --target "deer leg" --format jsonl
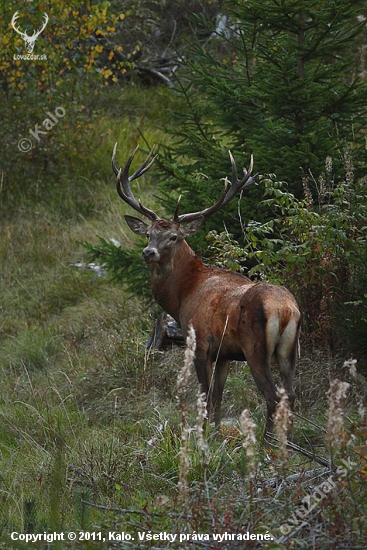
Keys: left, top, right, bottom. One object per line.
{"left": 239, "top": 301, "right": 279, "bottom": 440}
{"left": 275, "top": 350, "right": 296, "bottom": 409}
{"left": 275, "top": 320, "right": 299, "bottom": 409}
{"left": 248, "top": 359, "right": 278, "bottom": 438}
{"left": 193, "top": 353, "right": 230, "bottom": 428}
{"left": 241, "top": 332, "right": 278, "bottom": 438}
{"left": 193, "top": 352, "right": 213, "bottom": 424}
{"left": 275, "top": 335, "right": 299, "bottom": 440}
{"left": 212, "top": 359, "right": 231, "bottom": 427}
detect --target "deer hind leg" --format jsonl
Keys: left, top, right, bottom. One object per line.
{"left": 238, "top": 299, "right": 278, "bottom": 438}
{"left": 276, "top": 318, "right": 300, "bottom": 404}
{"left": 240, "top": 327, "right": 278, "bottom": 437}
{"left": 246, "top": 354, "right": 278, "bottom": 438}
{"left": 274, "top": 320, "right": 300, "bottom": 439}
{"left": 275, "top": 344, "right": 296, "bottom": 409}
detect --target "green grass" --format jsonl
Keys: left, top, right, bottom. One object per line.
{"left": 0, "top": 84, "right": 366, "bottom": 549}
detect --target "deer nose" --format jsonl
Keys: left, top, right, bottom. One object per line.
{"left": 142, "top": 247, "right": 160, "bottom": 262}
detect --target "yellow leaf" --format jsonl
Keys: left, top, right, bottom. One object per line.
{"left": 108, "top": 51, "right": 114, "bottom": 60}
{"left": 102, "top": 68, "right": 112, "bottom": 78}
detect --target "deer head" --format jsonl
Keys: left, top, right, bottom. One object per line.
{"left": 111, "top": 143, "right": 255, "bottom": 263}
{"left": 11, "top": 11, "right": 48, "bottom": 54}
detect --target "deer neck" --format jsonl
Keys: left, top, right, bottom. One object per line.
{"left": 150, "top": 240, "right": 207, "bottom": 322}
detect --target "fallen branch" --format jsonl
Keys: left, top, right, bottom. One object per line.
{"left": 266, "top": 434, "right": 332, "bottom": 469}
{"left": 286, "top": 440, "right": 332, "bottom": 469}
{"left": 135, "top": 65, "right": 174, "bottom": 87}
{"left": 260, "top": 467, "right": 331, "bottom": 489}
{"left": 292, "top": 411, "right": 327, "bottom": 433}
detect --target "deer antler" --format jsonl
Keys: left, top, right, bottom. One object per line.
{"left": 32, "top": 12, "right": 48, "bottom": 39}
{"left": 173, "top": 151, "right": 256, "bottom": 224}
{"left": 112, "top": 143, "right": 160, "bottom": 221}
{"left": 11, "top": 11, "right": 27, "bottom": 40}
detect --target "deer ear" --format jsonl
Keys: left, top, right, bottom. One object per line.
{"left": 124, "top": 215, "right": 149, "bottom": 235}
{"left": 181, "top": 216, "right": 204, "bottom": 237}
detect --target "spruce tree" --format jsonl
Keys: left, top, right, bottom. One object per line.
{"left": 159, "top": 0, "right": 367, "bottom": 225}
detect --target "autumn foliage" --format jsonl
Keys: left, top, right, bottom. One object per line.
{"left": 1, "top": 0, "right": 128, "bottom": 93}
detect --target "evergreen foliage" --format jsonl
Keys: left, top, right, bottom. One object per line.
{"left": 157, "top": 0, "right": 367, "bottom": 232}
{"left": 84, "top": 237, "right": 152, "bottom": 303}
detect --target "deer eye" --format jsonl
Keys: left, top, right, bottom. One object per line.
{"left": 170, "top": 234, "right": 178, "bottom": 242}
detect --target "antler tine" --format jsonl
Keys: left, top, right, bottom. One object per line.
{"left": 173, "top": 152, "right": 256, "bottom": 224}
{"left": 173, "top": 195, "right": 182, "bottom": 222}
{"left": 129, "top": 146, "right": 158, "bottom": 181}
{"left": 33, "top": 13, "right": 48, "bottom": 37}
{"left": 41, "top": 12, "right": 49, "bottom": 29}
{"left": 11, "top": 11, "right": 20, "bottom": 25}
{"left": 11, "top": 11, "right": 26, "bottom": 38}
{"left": 230, "top": 150, "right": 254, "bottom": 185}
{"left": 173, "top": 184, "right": 228, "bottom": 224}
{"left": 112, "top": 143, "right": 160, "bottom": 221}
{"left": 222, "top": 151, "right": 255, "bottom": 206}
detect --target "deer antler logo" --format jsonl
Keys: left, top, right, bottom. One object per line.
{"left": 11, "top": 11, "right": 48, "bottom": 54}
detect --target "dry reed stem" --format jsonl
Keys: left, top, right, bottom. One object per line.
{"left": 177, "top": 323, "right": 196, "bottom": 506}
{"left": 239, "top": 409, "right": 257, "bottom": 479}
{"left": 325, "top": 378, "right": 350, "bottom": 451}
{"left": 274, "top": 388, "right": 292, "bottom": 466}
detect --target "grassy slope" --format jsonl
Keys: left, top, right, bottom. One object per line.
{"left": 0, "top": 86, "right": 366, "bottom": 549}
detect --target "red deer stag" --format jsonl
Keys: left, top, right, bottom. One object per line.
{"left": 112, "top": 144, "right": 301, "bottom": 436}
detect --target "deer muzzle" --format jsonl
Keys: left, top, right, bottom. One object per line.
{"left": 142, "top": 247, "right": 160, "bottom": 263}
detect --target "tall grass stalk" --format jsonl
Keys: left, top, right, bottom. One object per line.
{"left": 196, "top": 391, "right": 210, "bottom": 466}
{"left": 274, "top": 388, "right": 292, "bottom": 468}
{"left": 239, "top": 409, "right": 257, "bottom": 480}
{"left": 325, "top": 378, "right": 350, "bottom": 454}
{"left": 177, "top": 324, "right": 196, "bottom": 507}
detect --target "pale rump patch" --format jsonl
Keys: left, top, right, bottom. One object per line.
{"left": 277, "top": 318, "right": 299, "bottom": 358}
{"left": 266, "top": 316, "right": 280, "bottom": 356}
{"left": 266, "top": 309, "right": 299, "bottom": 360}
